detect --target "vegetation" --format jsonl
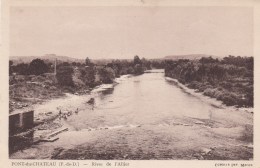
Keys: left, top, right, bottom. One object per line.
{"left": 10, "top": 59, "right": 51, "bottom": 75}
{"left": 165, "top": 56, "right": 254, "bottom": 107}
{"left": 9, "top": 55, "right": 156, "bottom": 112}
{"left": 56, "top": 65, "right": 74, "bottom": 87}
{"left": 11, "top": 63, "right": 29, "bottom": 75}
{"left": 79, "top": 66, "right": 96, "bottom": 88}
{"left": 10, "top": 54, "right": 253, "bottom": 112}
{"left": 98, "top": 67, "right": 116, "bottom": 84}
{"left": 28, "top": 59, "right": 49, "bottom": 75}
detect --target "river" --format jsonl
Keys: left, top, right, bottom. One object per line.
{"left": 10, "top": 69, "right": 253, "bottom": 160}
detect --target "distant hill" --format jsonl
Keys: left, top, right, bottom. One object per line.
{"left": 10, "top": 55, "right": 133, "bottom": 65}
{"left": 10, "top": 54, "right": 222, "bottom": 65}
{"left": 10, "top": 54, "right": 85, "bottom": 65}
{"left": 164, "top": 54, "right": 219, "bottom": 60}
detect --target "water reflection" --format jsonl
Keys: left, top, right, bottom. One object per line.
{"left": 101, "top": 88, "right": 114, "bottom": 95}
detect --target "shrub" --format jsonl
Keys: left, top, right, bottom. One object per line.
{"left": 28, "top": 59, "right": 49, "bottom": 75}
{"left": 98, "top": 67, "right": 116, "bottom": 84}
{"left": 80, "top": 67, "right": 96, "bottom": 88}
{"left": 13, "top": 63, "right": 29, "bottom": 75}
{"left": 134, "top": 64, "right": 144, "bottom": 75}
{"left": 56, "top": 66, "right": 74, "bottom": 87}
{"left": 127, "top": 67, "right": 134, "bottom": 74}
{"left": 220, "top": 93, "right": 238, "bottom": 106}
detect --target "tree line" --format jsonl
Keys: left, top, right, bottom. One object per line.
{"left": 9, "top": 55, "right": 158, "bottom": 88}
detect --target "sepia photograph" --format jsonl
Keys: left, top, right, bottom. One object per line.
{"left": 2, "top": 0, "right": 259, "bottom": 167}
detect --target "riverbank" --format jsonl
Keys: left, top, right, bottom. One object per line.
{"left": 164, "top": 57, "right": 254, "bottom": 108}
{"left": 9, "top": 73, "right": 92, "bottom": 113}
{"left": 9, "top": 74, "right": 132, "bottom": 154}
{"left": 165, "top": 77, "right": 253, "bottom": 114}
{"left": 9, "top": 67, "right": 135, "bottom": 114}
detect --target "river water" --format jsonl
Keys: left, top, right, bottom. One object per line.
{"left": 10, "top": 69, "right": 253, "bottom": 160}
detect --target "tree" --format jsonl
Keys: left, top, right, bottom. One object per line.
{"left": 133, "top": 55, "right": 142, "bottom": 66}
{"left": 28, "top": 59, "right": 48, "bottom": 75}
{"left": 56, "top": 65, "right": 74, "bottom": 86}
{"left": 80, "top": 66, "right": 96, "bottom": 87}
{"left": 134, "top": 64, "right": 144, "bottom": 75}
{"left": 9, "top": 60, "right": 13, "bottom": 66}
{"left": 199, "top": 56, "right": 218, "bottom": 64}
{"left": 127, "top": 66, "right": 134, "bottom": 74}
{"left": 85, "top": 57, "right": 92, "bottom": 66}
{"left": 13, "top": 63, "right": 29, "bottom": 75}
{"left": 72, "top": 62, "right": 77, "bottom": 66}
{"left": 141, "top": 57, "right": 152, "bottom": 70}
{"left": 61, "top": 62, "right": 70, "bottom": 66}
{"left": 98, "top": 67, "right": 115, "bottom": 84}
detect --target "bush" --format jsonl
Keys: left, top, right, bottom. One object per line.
{"left": 134, "top": 64, "right": 144, "bottom": 75}
{"left": 98, "top": 67, "right": 115, "bottom": 84}
{"left": 220, "top": 93, "right": 238, "bottom": 106}
{"left": 127, "top": 67, "right": 134, "bottom": 74}
{"left": 13, "top": 63, "right": 29, "bottom": 75}
{"left": 28, "top": 59, "right": 49, "bottom": 75}
{"left": 220, "top": 81, "right": 233, "bottom": 90}
{"left": 56, "top": 66, "right": 74, "bottom": 87}
{"left": 80, "top": 67, "right": 96, "bottom": 87}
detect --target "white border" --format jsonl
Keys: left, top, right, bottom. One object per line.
{"left": 1, "top": 0, "right": 259, "bottom": 167}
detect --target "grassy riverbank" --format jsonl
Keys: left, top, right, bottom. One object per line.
{"left": 9, "top": 73, "right": 64, "bottom": 113}
{"left": 165, "top": 56, "right": 253, "bottom": 108}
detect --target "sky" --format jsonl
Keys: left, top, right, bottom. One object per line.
{"left": 10, "top": 6, "right": 253, "bottom": 59}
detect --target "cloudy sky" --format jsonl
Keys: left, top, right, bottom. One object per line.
{"left": 10, "top": 6, "right": 253, "bottom": 59}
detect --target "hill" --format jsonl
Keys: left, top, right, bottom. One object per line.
{"left": 9, "top": 55, "right": 127, "bottom": 65}
{"left": 164, "top": 54, "right": 218, "bottom": 60}
{"left": 10, "top": 54, "right": 84, "bottom": 65}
